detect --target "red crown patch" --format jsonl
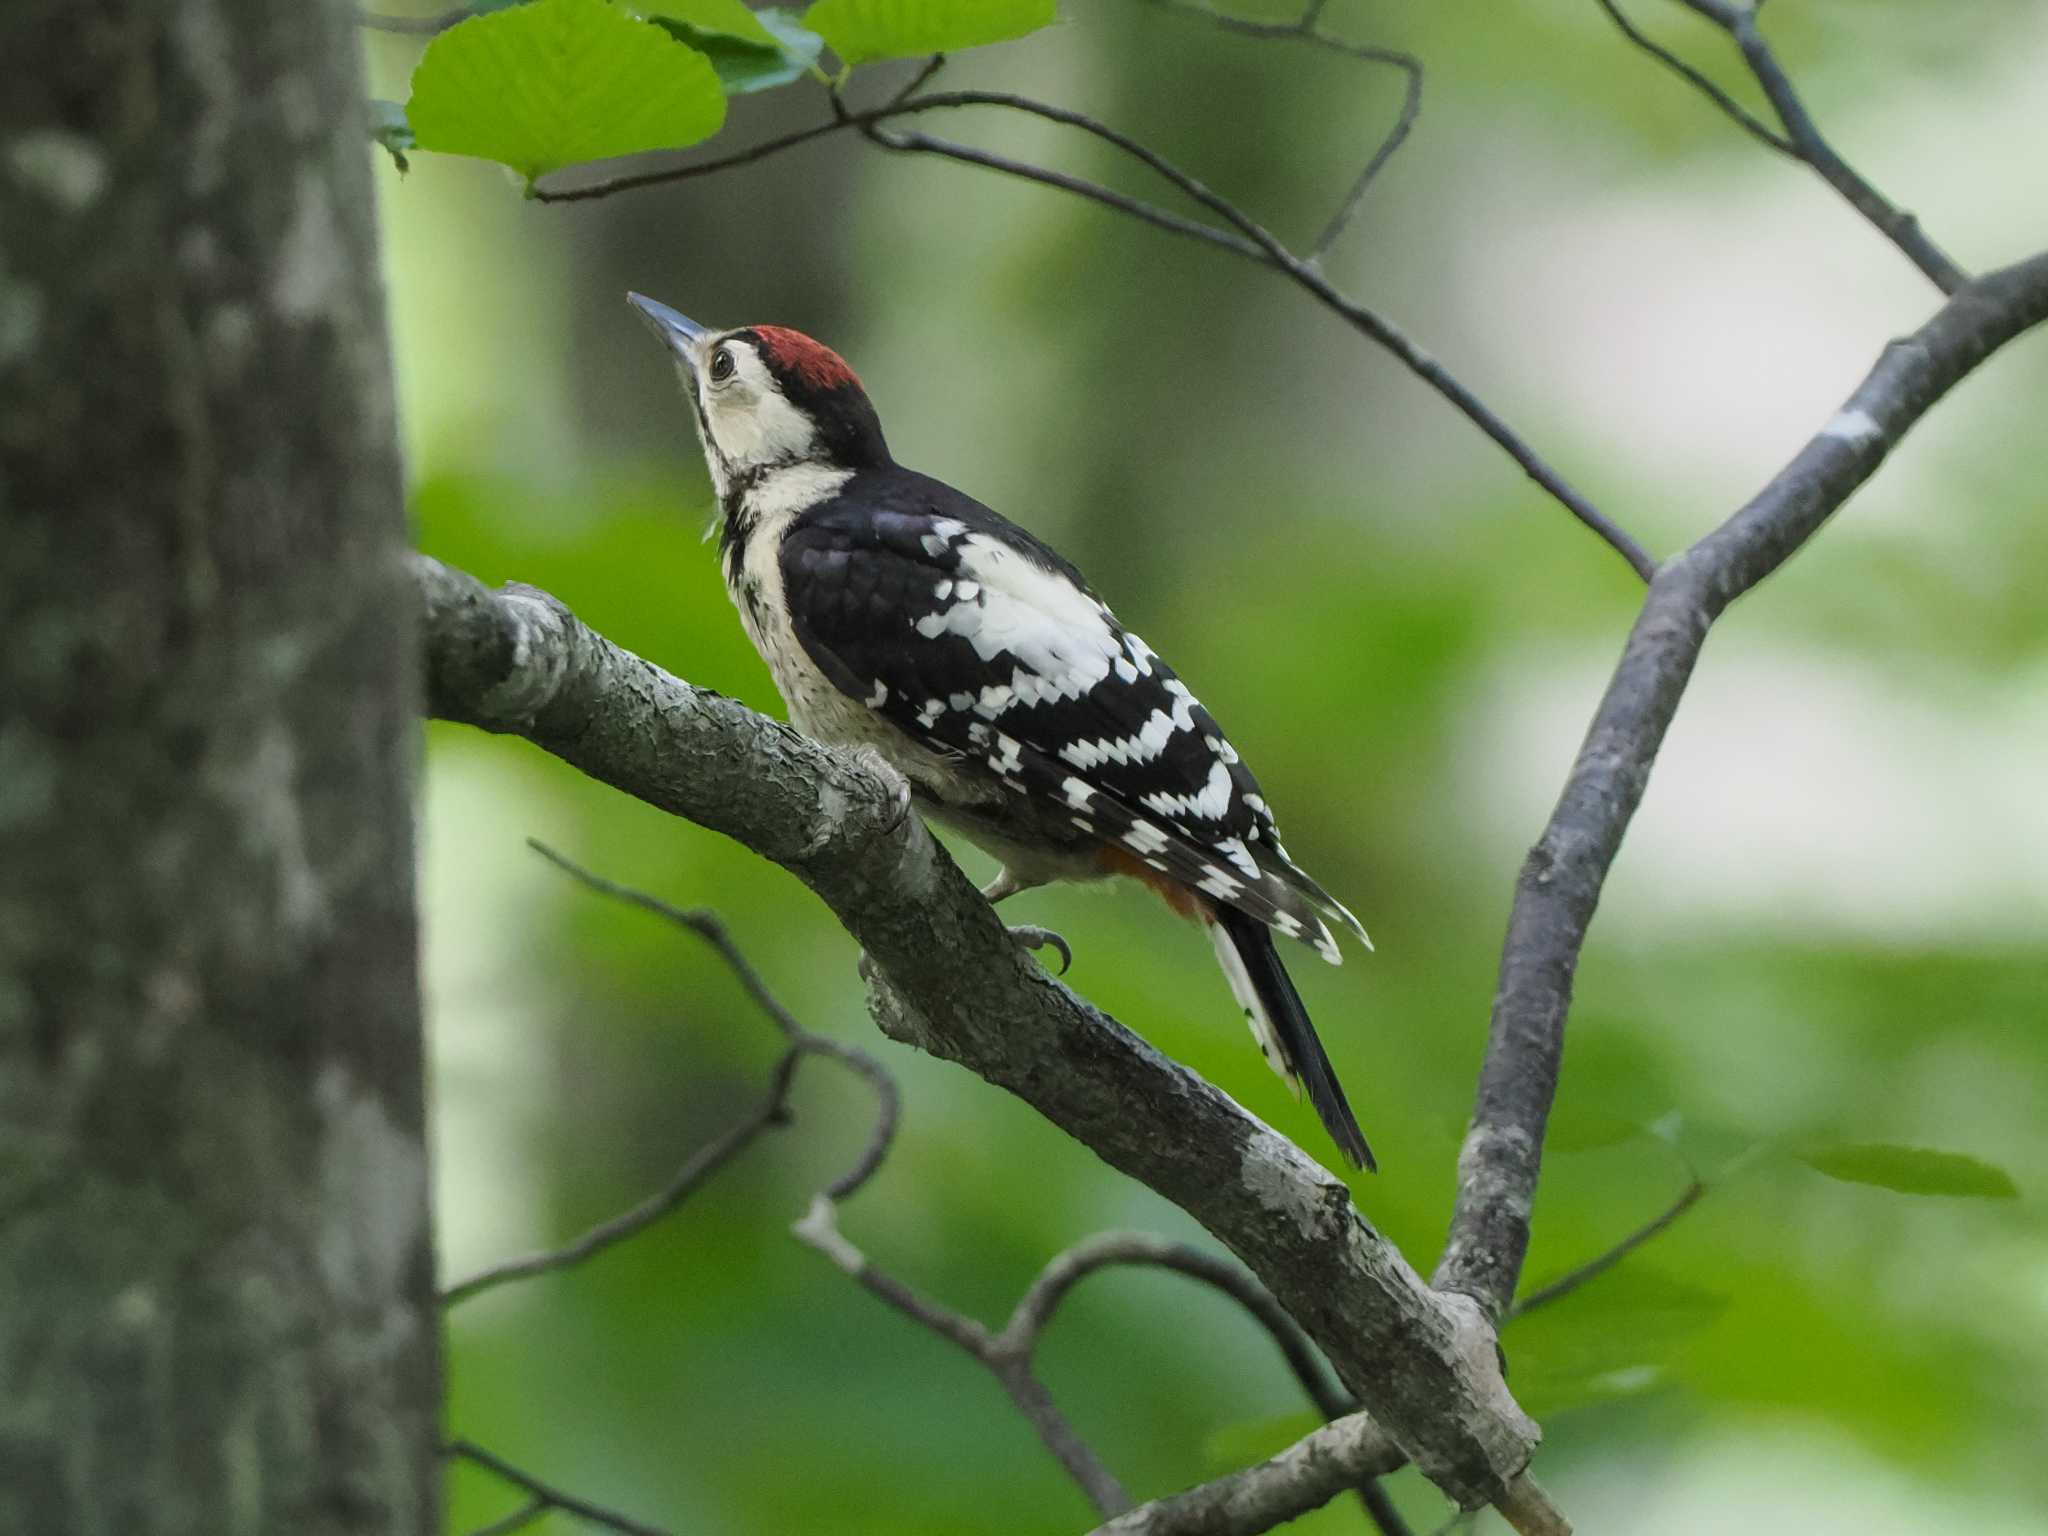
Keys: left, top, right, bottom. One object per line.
{"left": 751, "top": 325, "right": 861, "bottom": 393}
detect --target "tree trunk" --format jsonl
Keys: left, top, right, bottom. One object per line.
{"left": 0, "top": 3, "right": 437, "bottom": 1532}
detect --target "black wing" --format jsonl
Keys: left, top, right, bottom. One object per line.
{"left": 779, "top": 469, "right": 1365, "bottom": 961}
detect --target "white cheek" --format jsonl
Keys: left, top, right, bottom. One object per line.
{"left": 707, "top": 382, "right": 817, "bottom": 469}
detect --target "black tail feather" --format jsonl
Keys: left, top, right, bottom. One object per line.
{"left": 1215, "top": 907, "right": 1375, "bottom": 1172}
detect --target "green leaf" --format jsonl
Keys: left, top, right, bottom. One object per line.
{"left": 636, "top": 0, "right": 779, "bottom": 47}
{"left": 802, "top": 0, "right": 1053, "bottom": 65}
{"left": 1794, "top": 1143, "right": 2019, "bottom": 1199}
{"left": 1200, "top": 1410, "right": 1321, "bottom": 1472}
{"left": 647, "top": 8, "right": 824, "bottom": 94}
{"left": 369, "top": 99, "right": 416, "bottom": 173}
{"left": 408, "top": 0, "right": 727, "bottom": 182}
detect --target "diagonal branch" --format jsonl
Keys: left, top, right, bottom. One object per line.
{"left": 409, "top": 554, "right": 1554, "bottom": 1523}
{"left": 1598, "top": 0, "right": 1966, "bottom": 292}
{"left": 1434, "top": 250, "right": 2048, "bottom": 1321}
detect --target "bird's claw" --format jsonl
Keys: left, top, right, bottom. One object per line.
{"left": 1008, "top": 923, "right": 1072, "bottom": 975}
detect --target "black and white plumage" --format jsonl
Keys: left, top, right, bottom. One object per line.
{"left": 628, "top": 293, "right": 1377, "bottom": 1169}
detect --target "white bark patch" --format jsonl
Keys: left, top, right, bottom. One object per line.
{"left": 174, "top": 0, "right": 237, "bottom": 191}
{"left": 7, "top": 130, "right": 109, "bottom": 210}
{"left": 1239, "top": 1139, "right": 1341, "bottom": 1241}
{"left": 315, "top": 1065, "right": 428, "bottom": 1309}
{"left": 231, "top": 724, "right": 328, "bottom": 940}
{"left": 0, "top": 261, "right": 44, "bottom": 368}
{"left": 1820, "top": 407, "right": 1883, "bottom": 444}
{"left": 272, "top": 171, "right": 344, "bottom": 320}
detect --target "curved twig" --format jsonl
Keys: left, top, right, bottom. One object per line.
{"left": 535, "top": 76, "right": 1650, "bottom": 580}
{"left": 447, "top": 1440, "right": 672, "bottom": 1536}
{"left": 438, "top": 843, "right": 900, "bottom": 1307}
{"left": 1149, "top": 0, "right": 1425, "bottom": 260}
{"left": 1507, "top": 1178, "right": 1704, "bottom": 1319}
{"left": 1599, "top": 0, "right": 1966, "bottom": 292}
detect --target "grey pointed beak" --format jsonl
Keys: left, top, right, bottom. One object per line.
{"left": 627, "top": 291, "right": 708, "bottom": 375}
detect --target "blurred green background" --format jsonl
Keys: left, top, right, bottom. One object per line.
{"left": 366, "top": 2, "right": 2048, "bottom": 1530}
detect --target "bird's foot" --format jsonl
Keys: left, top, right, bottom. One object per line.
{"left": 850, "top": 745, "right": 914, "bottom": 836}
{"left": 1007, "top": 923, "right": 1072, "bottom": 976}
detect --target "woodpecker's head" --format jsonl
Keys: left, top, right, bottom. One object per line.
{"left": 628, "top": 292, "right": 889, "bottom": 497}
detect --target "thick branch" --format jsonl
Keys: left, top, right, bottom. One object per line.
{"left": 411, "top": 555, "right": 1546, "bottom": 1515}
{"left": 1435, "top": 251, "right": 2048, "bottom": 1319}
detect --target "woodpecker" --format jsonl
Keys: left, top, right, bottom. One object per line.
{"left": 628, "top": 292, "right": 1375, "bottom": 1170}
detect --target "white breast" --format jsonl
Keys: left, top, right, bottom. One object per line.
{"left": 727, "top": 467, "right": 983, "bottom": 802}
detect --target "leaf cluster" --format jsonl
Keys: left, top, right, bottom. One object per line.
{"left": 385, "top": 0, "right": 1057, "bottom": 185}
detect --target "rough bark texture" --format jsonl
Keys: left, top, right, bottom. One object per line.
{"left": 0, "top": 4, "right": 437, "bottom": 1533}
{"left": 412, "top": 560, "right": 1542, "bottom": 1512}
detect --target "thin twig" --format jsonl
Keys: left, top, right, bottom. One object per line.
{"left": 997, "top": 1232, "right": 1349, "bottom": 1419}
{"left": 793, "top": 1196, "right": 1133, "bottom": 1514}
{"left": 440, "top": 1052, "right": 798, "bottom": 1306}
{"left": 463, "top": 1497, "right": 548, "bottom": 1536}
{"left": 1592, "top": 0, "right": 1790, "bottom": 152}
{"left": 447, "top": 1440, "right": 673, "bottom": 1536}
{"left": 995, "top": 1232, "right": 1426, "bottom": 1535}
{"left": 357, "top": 4, "right": 472, "bottom": 34}
{"left": 865, "top": 93, "right": 1659, "bottom": 580}
{"left": 1150, "top": 0, "right": 1425, "bottom": 260}
{"left": 535, "top": 74, "right": 1650, "bottom": 579}
{"left": 1600, "top": 0, "right": 1966, "bottom": 292}
{"left": 439, "top": 843, "right": 900, "bottom": 1305}
{"left": 1507, "top": 1178, "right": 1705, "bottom": 1319}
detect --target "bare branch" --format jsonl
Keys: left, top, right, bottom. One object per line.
{"left": 440, "top": 1052, "right": 795, "bottom": 1307}
{"left": 357, "top": 5, "right": 471, "bottom": 34}
{"left": 868, "top": 92, "right": 1655, "bottom": 580}
{"left": 996, "top": 1233, "right": 1423, "bottom": 1536}
{"left": 438, "top": 844, "right": 899, "bottom": 1306}
{"left": 464, "top": 1499, "right": 548, "bottom": 1536}
{"left": 447, "top": 1440, "right": 672, "bottom": 1536}
{"left": 411, "top": 554, "right": 1548, "bottom": 1514}
{"left": 997, "top": 1232, "right": 1349, "bottom": 1420}
{"left": 1149, "top": 0, "right": 1426, "bottom": 260}
{"left": 1600, "top": 0, "right": 1967, "bottom": 292}
{"left": 1435, "top": 251, "right": 2048, "bottom": 1321}
{"left": 793, "top": 1196, "right": 1133, "bottom": 1514}
{"left": 1592, "top": 0, "right": 1790, "bottom": 153}
{"left": 1090, "top": 1412, "right": 1405, "bottom": 1536}
{"left": 1508, "top": 1178, "right": 1705, "bottom": 1319}
{"left": 534, "top": 78, "right": 1649, "bottom": 579}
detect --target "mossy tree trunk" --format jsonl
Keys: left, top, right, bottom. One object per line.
{"left": 0, "top": 3, "right": 438, "bottom": 1532}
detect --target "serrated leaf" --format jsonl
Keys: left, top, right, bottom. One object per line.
{"left": 803, "top": 0, "right": 1053, "bottom": 65}
{"left": 409, "top": 0, "right": 726, "bottom": 182}
{"left": 1200, "top": 1410, "right": 1321, "bottom": 1473}
{"left": 636, "top": 0, "right": 780, "bottom": 47}
{"left": 369, "top": 99, "right": 416, "bottom": 173}
{"left": 648, "top": 8, "right": 823, "bottom": 93}
{"left": 1795, "top": 1143, "right": 2019, "bottom": 1199}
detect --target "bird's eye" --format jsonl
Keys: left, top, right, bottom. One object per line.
{"left": 709, "top": 347, "right": 736, "bottom": 383}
